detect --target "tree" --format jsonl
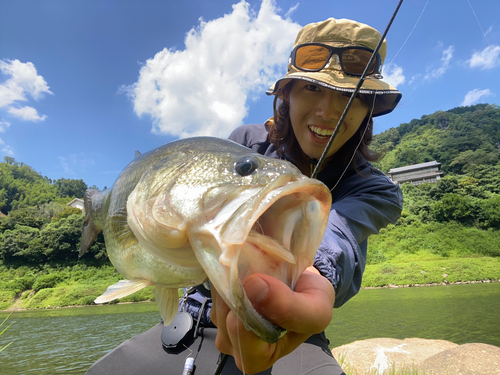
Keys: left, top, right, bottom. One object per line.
{"left": 51, "top": 206, "right": 83, "bottom": 222}
{"left": 0, "top": 225, "right": 43, "bottom": 264}
{"left": 431, "top": 193, "right": 476, "bottom": 225}
{"left": 54, "top": 178, "right": 88, "bottom": 198}
{"left": 372, "top": 104, "right": 500, "bottom": 174}
{"left": 3, "top": 157, "right": 16, "bottom": 165}
{"left": 478, "top": 195, "right": 500, "bottom": 229}
{"left": 0, "top": 207, "right": 49, "bottom": 231}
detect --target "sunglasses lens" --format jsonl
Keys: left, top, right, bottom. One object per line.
{"left": 341, "top": 48, "right": 378, "bottom": 75}
{"left": 294, "top": 45, "right": 331, "bottom": 70}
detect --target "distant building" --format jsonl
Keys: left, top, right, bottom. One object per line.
{"left": 67, "top": 198, "right": 84, "bottom": 211}
{"left": 388, "top": 161, "right": 444, "bottom": 186}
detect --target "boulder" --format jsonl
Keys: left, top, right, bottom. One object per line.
{"left": 419, "top": 343, "right": 500, "bottom": 375}
{"left": 331, "top": 338, "right": 458, "bottom": 374}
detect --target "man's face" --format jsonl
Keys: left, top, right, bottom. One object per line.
{"left": 288, "top": 81, "right": 369, "bottom": 160}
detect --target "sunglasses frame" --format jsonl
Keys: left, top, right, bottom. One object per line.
{"left": 289, "top": 43, "right": 382, "bottom": 77}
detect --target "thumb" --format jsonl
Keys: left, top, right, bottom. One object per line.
{"left": 243, "top": 272, "right": 334, "bottom": 334}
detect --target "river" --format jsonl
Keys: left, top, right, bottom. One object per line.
{"left": 0, "top": 283, "right": 499, "bottom": 374}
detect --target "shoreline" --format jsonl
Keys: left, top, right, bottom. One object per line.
{"left": 1, "top": 300, "right": 155, "bottom": 313}
{"left": 361, "top": 278, "right": 500, "bottom": 289}
{"left": 2, "top": 279, "right": 499, "bottom": 312}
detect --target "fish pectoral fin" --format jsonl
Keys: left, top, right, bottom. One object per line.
{"left": 94, "top": 280, "right": 153, "bottom": 304}
{"left": 154, "top": 286, "right": 181, "bottom": 326}
{"left": 110, "top": 207, "right": 139, "bottom": 248}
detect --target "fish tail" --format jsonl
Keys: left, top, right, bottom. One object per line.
{"left": 79, "top": 189, "right": 106, "bottom": 257}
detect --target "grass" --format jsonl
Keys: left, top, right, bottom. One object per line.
{"left": 362, "top": 257, "right": 500, "bottom": 288}
{"left": 0, "top": 312, "right": 14, "bottom": 352}
{"left": 369, "top": 222, "right": 500, "bottom": 262}
{"left": 0, "top": 257, "right": 499, "bottom": 310}
{"left": 0, "top": 264, "right": 156, "bottom": 310}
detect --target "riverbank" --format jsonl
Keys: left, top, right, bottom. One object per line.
{"left": 1, "top": 256, "right": 499, "bottom": 311}
{"left": 4, "top": 280, "right": 500, "bottom": 313}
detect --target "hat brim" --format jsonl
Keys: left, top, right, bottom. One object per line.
{"left": 266, "top": 71, "right": 402, "bottom": 117}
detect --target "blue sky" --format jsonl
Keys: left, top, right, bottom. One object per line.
{"left": 1, "top": 0, "right": 499, "bottom": 190}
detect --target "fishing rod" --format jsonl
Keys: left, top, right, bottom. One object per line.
{"left": 208, "top": 4, "right": 407, "bottom": 375}
{"left": 311, "top": 0, "right": 404, "bottom": 179}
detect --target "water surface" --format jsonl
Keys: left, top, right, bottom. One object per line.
{"left": 326, "top": 282, "right": 500, "bottom": 348}
{"left": 1, "top": 283, "right": 499, "bottom": 374}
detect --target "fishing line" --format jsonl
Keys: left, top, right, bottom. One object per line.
{"left": 311, "top": 0, "right": 404, "bottom": 179}
{"left": 236, "top": 321, "right": 246, "bottom": 375}
{"left": 386, "top": 0, "right": 429, "bottom": 68}
{"left": 466, "top": 0, "right": 494, "bottom": 49}
{"left": 329, "top": 92, "right": 377, "bottom": 193}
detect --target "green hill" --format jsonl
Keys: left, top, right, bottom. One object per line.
{"left": 365, "top": 103, "right": 500, "bottom": 286}
{"left": 372, "top": 103, "right": 500, "bottom": 174}
{"left": 0, "top": 104, "right": 499, "bottom": 310}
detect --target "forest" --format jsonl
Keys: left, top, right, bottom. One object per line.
{"left": 0, "top": 103, "right": 499, "bottom": 309}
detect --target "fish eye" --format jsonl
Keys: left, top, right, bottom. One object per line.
{"left": 235, "top": 156, "right": 260, "bottom": 176}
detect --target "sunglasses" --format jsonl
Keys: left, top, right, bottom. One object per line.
{"left": 289, "top": 43, "right": 382, "bottom": 77}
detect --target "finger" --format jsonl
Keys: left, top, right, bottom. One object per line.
{"left": 225, "top": 310, "right": 314, "bottom": 374}
{"left": 243, "top": 272, "right": 335, "bottom": 334}
{"left": 225, "top": 309, "right": 273, "bottom": 372}
{"left": 211, "top": 288, "right": 235, "bottom": 355}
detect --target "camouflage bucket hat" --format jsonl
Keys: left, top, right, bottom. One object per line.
{"left": 267, "top": 18, "right": 402, "bottom": 117}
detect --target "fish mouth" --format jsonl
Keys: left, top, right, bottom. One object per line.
{"left": 190, "top": 176, "right": 331, "bottom": 343}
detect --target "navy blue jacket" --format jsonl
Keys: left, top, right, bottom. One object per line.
{"left": 228, "top": 123, "right": 403, "bottom": 307}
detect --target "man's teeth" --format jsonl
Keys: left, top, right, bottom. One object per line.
{"left": 309, "top": 125, "right": 333, "bottom": 138}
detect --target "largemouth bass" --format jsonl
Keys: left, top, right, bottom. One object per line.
{"left": 80, "top": 137, "right": 331, "bottom": 343}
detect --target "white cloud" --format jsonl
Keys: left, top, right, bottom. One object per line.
{"left": 2, "top": 146, "right": 14, "bottom": 156}
{"left": 0, "top": 59, "right": 52, "bottom": 121}
{"left": 461, "top": 88, "right": 492, "bottom": 106}
{"left": 59, "top": 153, "right": 96, "bottom": 175}
{"left": 8, "top": 106, "right": 47, "bottom": 122}
{"left": 285, "top": 3, "right": 299, "bottom": 18}
{"left": 0, "top": 121, "right": 10, "bottom": 132}
{"left": 467, "top": 45, "right": 500, "bottom": 70}
{"left": 125, "top": 0, "right": 300, "bottom": 138}
{"left": 408, "top": 73, "right": 420, "bottom": 85}
{"left": 424, "top": 46, "right": 454, "bottom": 80}
{"left": 381, "top": 63, "right": 405, "bottom": 88}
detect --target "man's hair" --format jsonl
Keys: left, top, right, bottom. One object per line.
{"left": 268, "top": 82, "right": 381, "bottom": 172}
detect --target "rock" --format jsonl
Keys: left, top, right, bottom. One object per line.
{"left": 419, "top": 343, "right": 500, "bottom": 375}
{"left": 332, "top": 339, "right": 500, "bottom": 375}
{"left": 331, "top": 338, "right": 458, "bottom": 374}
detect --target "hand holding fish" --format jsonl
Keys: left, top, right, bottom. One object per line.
{"left": 212, "top": 267, "right": 335, "bottom": 374}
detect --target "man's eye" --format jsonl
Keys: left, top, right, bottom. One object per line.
{"left": 305, "top": 84, "right": 320, "bottom": 92}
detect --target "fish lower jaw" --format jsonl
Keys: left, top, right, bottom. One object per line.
{"left": 308, "top": 125, "right": 333, "bottom": 139}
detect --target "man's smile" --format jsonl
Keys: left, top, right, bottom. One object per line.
{"left": 308, "top": 125, "right": 335, "bottom": 139}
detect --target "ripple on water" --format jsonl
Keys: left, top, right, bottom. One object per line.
{"left": 1, "top": 284, "right": 499, "bottom": 374}
{"left": 0, "top": 305, "right": 160, "bottom": 375}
